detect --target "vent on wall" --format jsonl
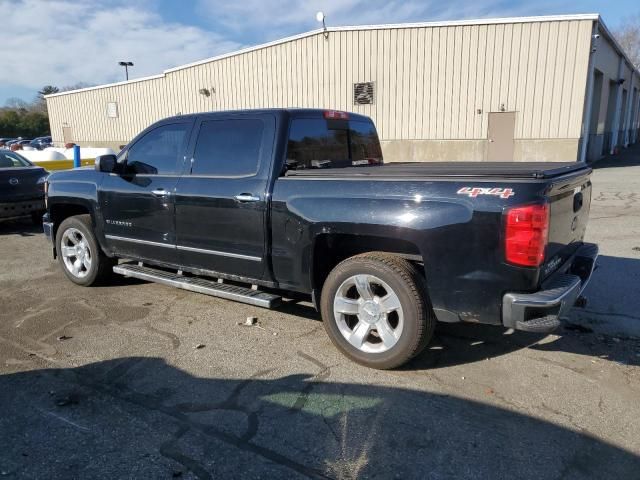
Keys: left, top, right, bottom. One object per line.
{"left": 353, "top": 82, "right": 374, "bottom": 105}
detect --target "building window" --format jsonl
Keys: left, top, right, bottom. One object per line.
{"left": 106, "top": 102, "right": 118, "bottom": 118}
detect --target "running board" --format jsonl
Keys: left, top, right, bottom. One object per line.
{"left": 113, "top": 263, "right": 281, "bottom": 309}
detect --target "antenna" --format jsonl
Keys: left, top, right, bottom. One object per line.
{"left": 316, "top": 11, "right": 329, "bottom": 39}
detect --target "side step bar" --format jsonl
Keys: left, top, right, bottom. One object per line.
{"left": 113, "top": 263, "right": 281, "bottom": 309}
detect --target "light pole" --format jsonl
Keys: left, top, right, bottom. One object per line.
{"left": 119, "top": 61, "right": 134, "bottom": 81}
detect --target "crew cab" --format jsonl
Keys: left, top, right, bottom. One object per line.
{"left": 42, "top": 109, "right": 597, "bottom": 369}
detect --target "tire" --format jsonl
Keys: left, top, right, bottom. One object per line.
{"left": 320, "top": 252, "right": 436, "bottom": 369}
{"left": 56, "top": 214, "right": 115, "bottom": 286}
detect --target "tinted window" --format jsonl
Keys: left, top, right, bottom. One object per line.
{"left": 0, "top": 151, "right": 31, "bottom": 168}
{"left": 191, "top": 119, "right": 264, "bottom": 176}
{"left": 286, "top": 118, "right": 383, "bottom": 170}
{"left": 350, "top": 121, "right": 383, "bottom": 164}
{"left": 127, "top": 123, "right": 190, "bottom": 175}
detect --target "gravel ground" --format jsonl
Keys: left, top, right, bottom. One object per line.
{"left": 0, "top": 152, "right": 639, "bottom": 479}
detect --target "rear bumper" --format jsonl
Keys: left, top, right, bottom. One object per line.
{"left": 0, "top": 199, "right": 45, "bottom": 219}
{"left": 502, "top": 243, "right": 598, "bottom": 333}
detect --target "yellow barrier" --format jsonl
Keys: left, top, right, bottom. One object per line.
{"left": 32, "top": 159, "right": 96, "bottom": 171}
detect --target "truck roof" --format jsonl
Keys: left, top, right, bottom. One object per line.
{"left": 162, "top": 108, "right": 373, "bottom": 123}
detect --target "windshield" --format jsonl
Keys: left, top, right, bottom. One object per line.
{"left": 286, "top": 118, "right": 383, "bottom": 171}
{"left": 0, "top": 151, "right": 32, "bottom": 168}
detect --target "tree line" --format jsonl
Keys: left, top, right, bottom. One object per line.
{"left": 0, "top": 84, "right": 89, "bottom": 139}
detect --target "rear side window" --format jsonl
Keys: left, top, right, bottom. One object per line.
{"left": 286, "top": 118, "right": 383, "bottom": 170}
{"left": 127, "top": 123, "right": 190, "bottom": 175}
{"left": 0, "top": 151, "right": 31, "bottom": 168}
{"left": 191, "top": 119, "right": 264, "bottom": 176}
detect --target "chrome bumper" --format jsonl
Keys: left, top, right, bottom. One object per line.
{"left": 42, "top": 214, "right": 56, "bottom": 258}
{"left": 502, "top": 243, "right": 598, "bottom": 333}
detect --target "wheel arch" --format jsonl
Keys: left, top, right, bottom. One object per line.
{"left": 309, "top": 233, "right": 424, "bottom": 307}
{"left": 48, "top": 199, "right": 112, "bottom": 258}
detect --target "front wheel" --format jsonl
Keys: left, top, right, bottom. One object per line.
{"left": 320, "top": 252, "right": 436, "bottom": 369}
{"left": 56, "top": 214, "right": 115, "bottom": 286}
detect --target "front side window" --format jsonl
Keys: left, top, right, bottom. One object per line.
{"left": 0, "top": 151, "right": 32, "bottom": 168}
{"left": 191, "top": 119, "right": 264, "bottom": 177}
{"left": 126, "top": 123, "right": 190, "bottom": 175}
{"left": 286, "top": 118, "right": 383, "bottom": 170}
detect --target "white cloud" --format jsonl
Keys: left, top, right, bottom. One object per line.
{"left": 195, "top": 0, "right": 548, "bottom": 38}
{"left": 0, "top": 0, "right": 241, "bottom": 92}
{"left": 0, "top": 0, "right": 584, "bottom": 99}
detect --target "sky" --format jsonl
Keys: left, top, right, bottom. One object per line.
{"left": 0, "top": 0, "right": 638, "bottom": 105}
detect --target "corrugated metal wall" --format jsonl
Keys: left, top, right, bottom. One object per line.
{"left": 47, "top": 19, "right": 593, "bottom": 147}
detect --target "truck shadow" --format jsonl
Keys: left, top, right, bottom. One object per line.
{"left": 0, "top": 356, "right": 637, "bottom": 479}
{"left": 0, "top": 217, "right": 42, "bottom": 236}
{"left": 568, "top": 255, "right": 640, "bottom": 339}
{"left": 277, "top": 290, "right": 639, "bottom": 370}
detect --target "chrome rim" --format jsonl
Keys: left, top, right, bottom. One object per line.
{"left": 333, "top": 274, "right": 404, "bottom": 353}
{"left": 60, "top": 228, "right": 92, "bottom": 279}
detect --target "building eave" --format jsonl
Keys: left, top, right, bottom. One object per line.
{"left": 45, "top": 13, "right": 604, "bottom": 99}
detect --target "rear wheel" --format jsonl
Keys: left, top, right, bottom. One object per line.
{"left": 56, "top": 214, "right": 115, "bottom": 286}
{"left": 320, "top": 252, "right": 436, "bottom": 369}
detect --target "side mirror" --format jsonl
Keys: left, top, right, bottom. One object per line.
{"left": 95, "top": 154, "right": 117, "bottom": 173}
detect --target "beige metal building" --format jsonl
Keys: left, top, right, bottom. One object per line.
{"left": 46, "top": 14, "right": 640, "bottom": 163}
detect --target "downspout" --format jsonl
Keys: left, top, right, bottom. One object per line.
{"left": 623, "top": 70, "right": 634, "bottom": 146}
{"left": 609, "top": 57, "right": 625, "bottom": 154}
{"left": 579, "top": 22, "right": 599, "bottom": 163}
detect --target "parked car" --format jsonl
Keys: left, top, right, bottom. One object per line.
{"left": 0, "top": 138, "right": 16, "bottom": 147}
{"left": 0, "top": 150, "right": 48, "bottom": 223}
{"left": 42, "top": 109, "right": 598, "bottom": 369}
{"left": 5, "top": 139, "right": 31, "bottom": 151}
{"left": 29, "top": 136, "right": 52, "bottom": 150}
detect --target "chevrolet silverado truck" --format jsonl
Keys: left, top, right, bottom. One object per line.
{"left": 42, "top": 109, "right": 598, "bottom": 369}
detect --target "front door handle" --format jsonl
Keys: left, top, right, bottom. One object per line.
{"left": 152, "top": 188, "right": 171, "bottom": 196}
{"left": 235, "top": 193, "right": 260, "bottom": 202}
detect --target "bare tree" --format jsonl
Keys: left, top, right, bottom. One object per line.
{"left": 616, "top": 14, "right": 640, "bottom": 69}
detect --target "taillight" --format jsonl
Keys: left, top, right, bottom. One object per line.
{"left": 504, "top": 204, "right": 549, "bottom": 267}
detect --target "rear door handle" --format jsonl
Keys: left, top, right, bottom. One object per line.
{"left": 152, "top": 189, "right": 171, "bottom": 196}
{"left": 235, "top": 193, "right": 260, "bottom": 202}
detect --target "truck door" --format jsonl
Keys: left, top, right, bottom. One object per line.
{"left": 174, "top": 113, "right": 275, "bottom": 279}
{"left": 99, "top": 120, "right": 193, "bottom": 264}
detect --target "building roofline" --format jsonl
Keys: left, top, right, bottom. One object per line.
{"left": 596, "top": 16, "right": 640, "bottom": 76}
{"left": 45, "top": 13, "right": 603, "bottom": 99}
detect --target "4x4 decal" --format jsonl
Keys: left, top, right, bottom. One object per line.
{"left": 457, "top": 187, "right": 515, "bottom": 199}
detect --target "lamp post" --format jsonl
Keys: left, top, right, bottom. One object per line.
{"left": 119, "top": 61, "right": 134, "bottom": 81}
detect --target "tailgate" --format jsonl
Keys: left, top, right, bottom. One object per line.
{"left": 542, "top": 170, "right": 592, "bottom": 278}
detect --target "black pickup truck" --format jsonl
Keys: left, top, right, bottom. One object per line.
{"left": 43, "top": 109, "right": 597, "bottom": 369}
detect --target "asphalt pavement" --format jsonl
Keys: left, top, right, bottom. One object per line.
{"left": 0, "top": 151, "right": 639, "bottom": 479}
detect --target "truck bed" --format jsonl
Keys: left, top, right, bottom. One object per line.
{"left": 285, "top": 162, "right": 590, "bottom": 180}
